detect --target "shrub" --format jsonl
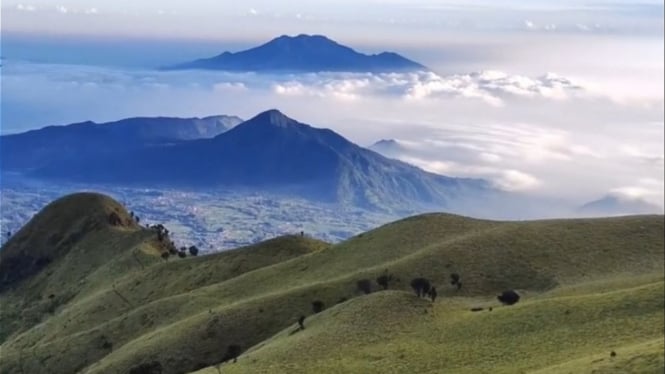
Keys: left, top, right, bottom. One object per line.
{"left": 223, "top": 344, "right": 242, "bottom": 363}
{"left": 497, "top": 290, "right": 520, "bottom": 305}
{"left": 298, "top": 315, "right": 306, "bottom": 330}
{"left": 428, "top": 286, "right": 438, "bottom": 302}
{"left": 189, "top": 245, "right": 199, "bottom": 256}
{"left": 356, "top": 279, "right": 372, "bottom": 294}
{"left": 376, "top": 273, "right": 393, "bottom": 290}
{"left": 450, "top": 273, "right": 460, "bottom": 285}
{"left": 160, "top": 252, "right": 170, "bottom": 261}
{"left": 312, "top": 300, "right": 325, "bottom": 313}
{"left": 410, "top": 278, "right": 431, "bottom": 298}
{"left": 98, "top": 335, "right": 113, "bottom": 350}
{"left": 177, "top": 250, "right": 187, "bottom": 258}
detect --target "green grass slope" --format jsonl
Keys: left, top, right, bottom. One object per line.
{"left": 194, "top": 278, "right": 664, "bottom": 374}
{"left": 0, "top": 193, "right": 663, "bottom": 374}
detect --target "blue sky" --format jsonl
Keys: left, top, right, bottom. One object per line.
{"left": 3, "top": 0, "right": 663, "bottom": 42}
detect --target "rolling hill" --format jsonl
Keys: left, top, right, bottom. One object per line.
{"left": 166, "top": 34, "right": 427, "bottom": 73}
{"left": 19, "top": 109, "right": 492, "bottom": 212}
{"left": 0, "top": 115, "right": 242, "bottom": 171}
{"left": 0, "top": 192, "right": 663, "bottom": 374}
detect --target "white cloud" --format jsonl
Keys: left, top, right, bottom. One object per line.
{"left": 248, "top": 8, "right": 258, "bottom": 16}
{"left": 213, "top": 82, "right": 248, "bottom": 92}
{"left": 85, "top": 8, "right": 99, "bottom": 15}
{"left": 16, "top": 4, "right": 36, "bottom": 12}
{"left": 267, "top": 70, "right": 587, "bottom": 107}
{"left": 56, "top": 5, "right": 68, "bottom": 13}
{"left": 496, "top": 170, "right": 541, "bottom": 191}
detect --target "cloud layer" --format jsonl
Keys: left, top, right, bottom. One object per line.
{"left": 2, "top": 59, "right": 663, "bottom": 213}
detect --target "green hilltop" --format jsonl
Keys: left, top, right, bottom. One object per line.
{"left": 0, "top": 192, "right": 663, "bottom": 374}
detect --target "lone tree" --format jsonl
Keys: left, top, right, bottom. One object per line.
{"left": 410, "top": 278, "right": 431, "bottom": 298}
{"left": 177, "top": 250, "right": 187, "bottom": 258}
{"left": 376, "top": 272, "right": 393, "bottom": 290}
{"left": 298, "top": 315, "right": 306, "bottom": 330}
{"left": 428, "top": 286, "right": 438, "bottom": 302}
{"left": 357, "top": 279, "right": 372, "bottom": 294}
{"left": 312, "top": 300, "right": 325, "bottom": 314}
{"left": 188, "top": 245, "right": 199, "bottom": 256}
{"left": 223, "top": 344, "right": 242, "bottom": 363}
{"left": 497, "top": 290, "right": 520, "bottom": 305}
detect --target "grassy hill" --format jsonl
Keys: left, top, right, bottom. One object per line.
{"left": 0, "top": 193, "right": 662, "bottom": 374}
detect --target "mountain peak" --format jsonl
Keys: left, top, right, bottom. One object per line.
{"left": 275, "top": 34, "right": 331, "bottom": 41}
{"left": 167, "top": 34, "right": 426, "bottom": 73}
{"left": 248, "top": 109, "right": 301, "bottom": 128}
{"left": 0, "top": 193, "right": 139, "bottom": 291}
{"left": 373, "top": 139, "right": 399, "bottom": 146}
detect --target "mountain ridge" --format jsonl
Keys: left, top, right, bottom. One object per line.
{"left": 4, "top": 109, "right": 491, "bottom": 212}
{"left": 1, "top": 115, "right": 243, "bottom": 171}
{"left": 166, "top": 34, "right": 427, "bottom": 73}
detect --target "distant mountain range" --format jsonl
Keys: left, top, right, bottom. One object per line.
{"left": 1, "top": 110, "right": 490, "bottom": 212}
{"left": 578, "top": 194, "right": 663, "bottom": 216}
{"left": 165, "top": 34, "right": 426, "bottom": 73}
{"left": 1, "top": 115, "right": 242, "bottom": 171}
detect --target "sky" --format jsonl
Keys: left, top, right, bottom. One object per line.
{"left": 1, "top": 0, "right": 664, "bottom": 213}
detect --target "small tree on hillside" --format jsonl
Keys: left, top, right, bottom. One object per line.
{"left": 410, "top": 278, "right": 431, "bottom": 298}
{"left": 161, "top": 252, "right": 170, "bottom": 261}
{"left": 188, "top": 245, "right": 199, "bottom": 256}
{"left": 177, "top": 250, "right": 187, "bottom": 258}
{"left": 376, "top": 272, "right": 393, "bottom": 290}
{"left": 428, "top": 286, "right": 438, "bottom": 302}
{"left": 497, "top": 290, "right": 520, "bottom": 305}
{"left": 312, "top": 300, "right": 325, "bottom": 314}
{"left": 356, "top": 279, "right": 372, "bottom": 294}
{"left": 223, "top": 344, "right": 242, "bottom": 363}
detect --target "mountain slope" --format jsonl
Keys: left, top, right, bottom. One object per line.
{"left": 29, "top": 109, "right": 491, "bottom": 211}
{"left": 0, "top": 193, "right": 662, "bottom": 374}
{"left": 1, "top": 115, "right": 242, "bottom": 171}
{"left": 195, "top": 282, "right": 664, "bottom": 374}
{"left": 167, "top": 34, "right": 426, "bottom": 73}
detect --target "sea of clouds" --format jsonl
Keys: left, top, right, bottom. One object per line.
{"left": 1, "top": 57, "right": 663, "bottom": 214}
